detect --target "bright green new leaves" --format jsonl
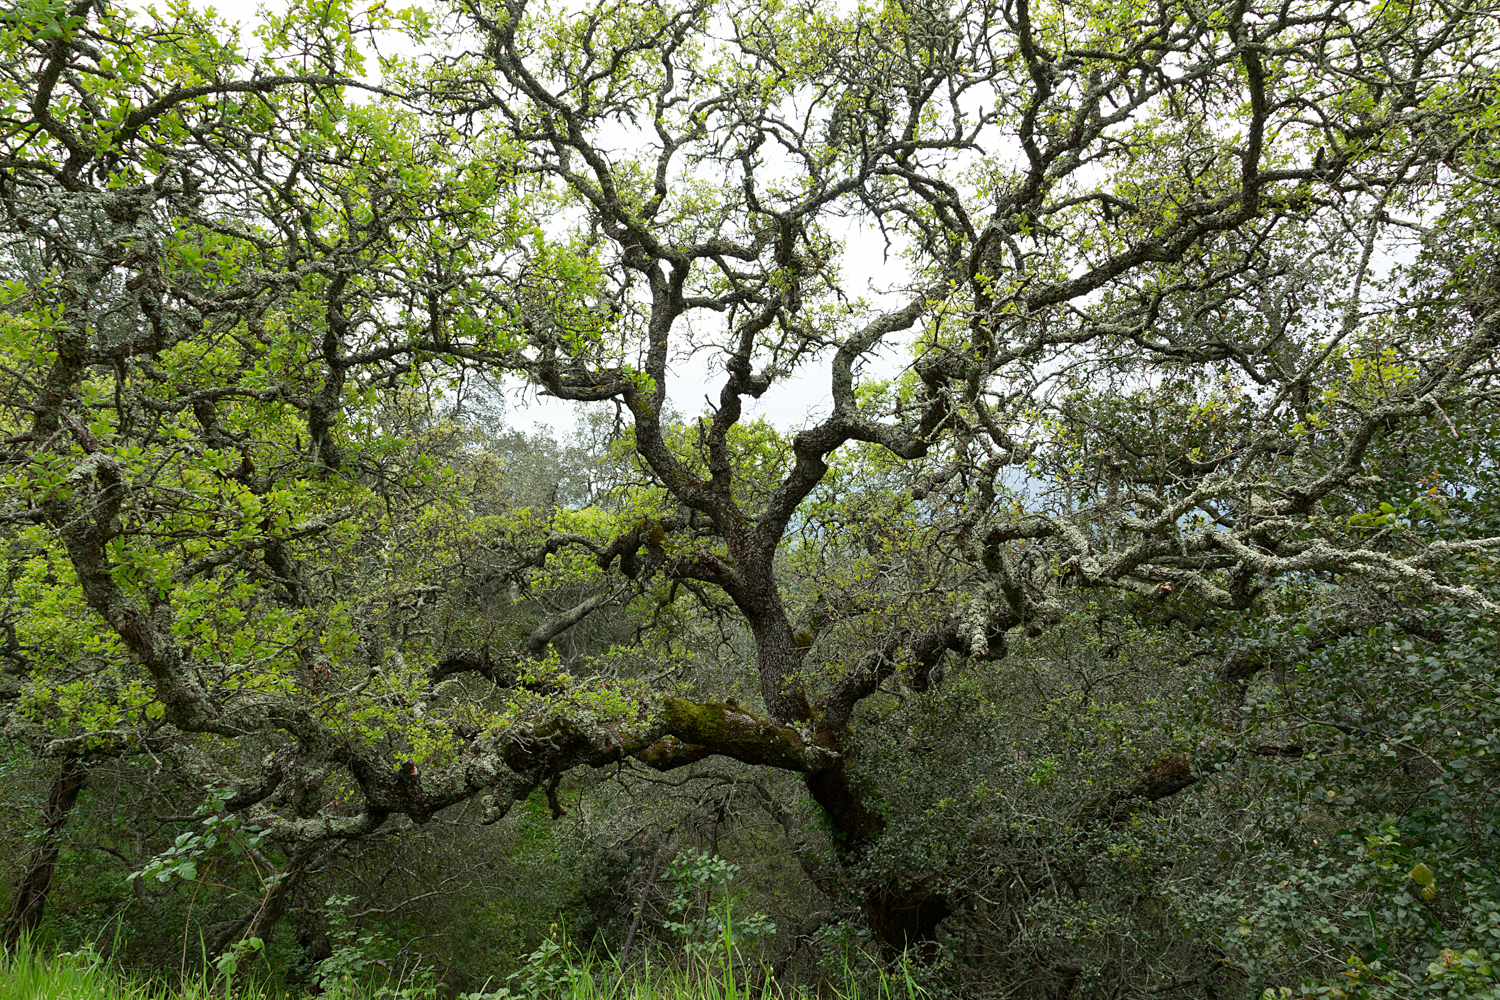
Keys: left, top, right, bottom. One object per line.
{"left": 0, "top": 0, "right": 637, "bottom": 812}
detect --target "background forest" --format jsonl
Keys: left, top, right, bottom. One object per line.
{"left": 2, "top": 0, "right": 1500, "bottom": 996}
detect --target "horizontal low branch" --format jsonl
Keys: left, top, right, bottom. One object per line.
{"left": 637, "top": 699, "right": 838, "bottom": 773}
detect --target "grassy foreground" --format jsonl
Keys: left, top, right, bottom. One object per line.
{"left": 0, "top": 939, "right": 924, "bottom": 1000}
{"left": 0, "top": 941, "right": 244, "bottom": 1000}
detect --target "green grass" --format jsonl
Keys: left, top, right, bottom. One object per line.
{"left": 1, "top": 937, "right": 925, "bottom": 1000}
{"left": 0, "top": 938, "right": 273, "bottom": 1000}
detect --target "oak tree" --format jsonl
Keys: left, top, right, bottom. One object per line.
{"left": 4, "top": 0, "right": 1500, "bottom": 963}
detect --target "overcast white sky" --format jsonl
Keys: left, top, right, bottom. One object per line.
{"left": 120, "top": 0, "right": 919, "bottom": 439}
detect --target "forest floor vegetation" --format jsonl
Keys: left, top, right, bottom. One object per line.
{"left": 0, "top": 936, "right": 925, "bottom": 1000}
